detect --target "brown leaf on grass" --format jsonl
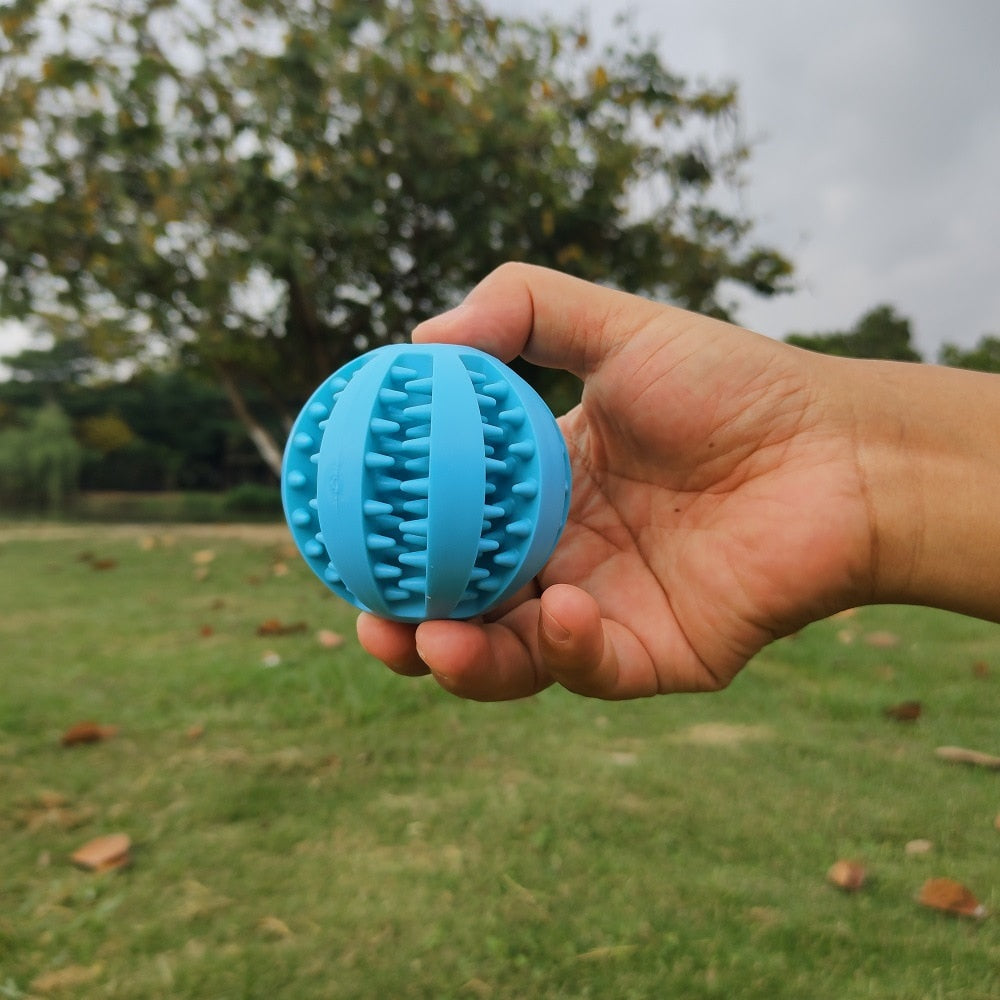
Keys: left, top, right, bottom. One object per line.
{"left": 192, "top": 548, "right": 216, "bottom": 565}
{"left": 90, "top": 558, "right": 118, "bottom": 571}
{"left": 905, "top": 839, "right": 934, "bottom": 856}
{"left": 199, "top": 624, "right": 214, "bottom": 637}
{"left": 883, "top": 700, "right": 922, "bottom": 722}
{"left": 972, "top": 660, "right": 990, "bottom": 678}
{"left": 256, "top": 618, "right": 307, "bottom": 637}
{"left": 864, "top": 630, "right": 900, "bottom": 648}
{"left": 935, "top": 745, "right": 1000, "bottom": 770}
{"left": 994, "top": 813, "right": 1000, "bottom": 833}
{"left": 827, "top": 859, "right": 868, "bottom": 892}
{"left": 20, "top": 792, "right": 96, "bottom": 832}
{"left": 257, "top": 915, "right": 294, "bottom": 940}
{"left": 917, "top": 877, "right": 988, "bottom": 919}
{"left": 460, "top": 979, "right": 493, "bottom": 999}
{"left": 36, "top": 789, "right": 69, "bottom": 809}
{"left": 575, "top": 944, "right": 639, "bottom": 962}
{"left": 30, "top": 964, "right": 103, "bottom": 993}
{"left": 61, "top": 721, "right": 119, "bottom": 746}
{"left": 71, "top": 833, "right": 131, "bottom": 872}
{"left": 316, "top": 628, "right": 345, "bottom": 649}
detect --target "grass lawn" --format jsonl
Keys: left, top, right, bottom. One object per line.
{"left": 1, "top": 523, "right": 998, "bottom": 999}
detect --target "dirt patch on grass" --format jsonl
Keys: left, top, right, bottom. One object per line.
{"left": 669, "top": 722, "right": 774, "bottom": 746}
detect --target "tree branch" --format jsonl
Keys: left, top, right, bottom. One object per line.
{"left": 216, "top": 365, "right": 284, "bottom": 478}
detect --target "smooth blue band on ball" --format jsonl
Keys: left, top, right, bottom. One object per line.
{"left": 281, "top": 343, "right": 571, "bottom": 622}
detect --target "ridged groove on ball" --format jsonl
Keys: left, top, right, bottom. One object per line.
{"left": 281, "top": 361, "right": 366, "bottom": 610}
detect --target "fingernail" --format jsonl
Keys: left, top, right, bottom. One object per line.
{"left": 541, "top": 607, "right": 571, "bottom": 644}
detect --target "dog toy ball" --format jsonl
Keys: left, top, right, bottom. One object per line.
{"left": 282, "top": 343, "right": 571, "bottom": 623}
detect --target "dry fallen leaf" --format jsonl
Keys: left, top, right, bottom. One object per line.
{"left": 257, "top": 915, "right": 294, "bottom": 939}
{"left": 256, "top": 618, "right": 307, "bottom": 637}
{"left": 864, "top": 630, "right": 900, "bottom": 648}
{"left": 199, "top": 624, "right": 214, "bottom": 638}
{"left": 272, "top": 561, "right": 289, "bottom": 577}
{"left": 827, "top": 859, "right": 868, "bottom": 892}
{"left": 917, "top": 877, "right": 988, "bottom": 919}
{"left": 90, "top": 558, "right": 118, "bottom": 571}
{"left": 192, "top": 548, "right": 216, "bottom": 565}
{"left": 316, "top": 629, "right": 345, "bottom": 649}
{"left": 19, "top": 792, "right": 96, "bottom": 832}
{"left": 935, "top": 746, "right": 1000, "bottom": 770}
{"left": 30, "top": 964, "right": 103, "bottom": 993}
{"left": 972, "top": 660, "right": 990, "bottom": 678}
{"left": 36, "top": 789, "right": 69, "bottom": 809}
{"left": 994, "top": 813, "right": 1000, "bottom": 833}
{"left": 905, "top": 839, "right": 934, "bottom": 856}
{"left": 883, "top": 700, "right": 922, "bottom": 722}
{"left": 575, "top": 944, "right": 639, "bottom": 962}
{"left": 71, "top": 833, "right": 132, "bottom": 872}
{"left": 61, "top": 721, "right": 119, "bottom": 747}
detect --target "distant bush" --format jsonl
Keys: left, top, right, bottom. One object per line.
{"left": 221, "top": 483, "right": 283, "bottom": 516}
{"left": 63, "top": 487, "right": 282, "bottom": 523}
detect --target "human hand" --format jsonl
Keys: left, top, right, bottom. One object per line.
{"left": 357, "top": 263, "right": 878, "bottom": 699}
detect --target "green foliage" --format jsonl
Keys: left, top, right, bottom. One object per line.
{"left": 786, "top": 304, "right": 922, "bottom": 362}
{"left": 0, "top": 0, "right": 791, "bottom": 461}
{"left": 0, "top": 402, "right": 82, "bottom": 512}
{"left": 76, "top": 411, "right": 135, "bottom": 454}
{"left": 0, "top": 353, "right": 275, "bottom": 493}
{"left": 938, "top": 334, "right": 1000, "bottom": 372}
{"left": 221, "top": 482, "right": 283, "bottom": 516}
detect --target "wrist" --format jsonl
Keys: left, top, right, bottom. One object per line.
{"left": 843, "top": 357, "right": 1000, "bottom": 620}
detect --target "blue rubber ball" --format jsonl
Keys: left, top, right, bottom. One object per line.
{"left": 282, "top": 343, "right": 572, "bottom": 622}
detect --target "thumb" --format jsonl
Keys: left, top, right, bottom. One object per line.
{"left": 411, "top": 262, "right": 663, "bottom": 377}
{"left": 537, "top": 584, "right": 660, "bottom": 700}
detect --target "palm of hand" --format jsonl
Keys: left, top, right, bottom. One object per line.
{"left": 542, "top": 323, "right": 873, "bottom": 695}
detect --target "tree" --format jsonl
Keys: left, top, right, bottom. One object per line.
{"left": 0, "top": 402, "right": 82, "bottom": 512}
{"left": 0, "top": 0, "right": 792, "bottom": 474}
{"left": 939, "top": 335, "right": 1000, "bottom": 373}
{"left": 785, "top": 304, "right": 922, "bottom": 362}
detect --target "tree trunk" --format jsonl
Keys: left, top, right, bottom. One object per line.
{"left": 216, "top": 367, "right": 285, "bottom": 478}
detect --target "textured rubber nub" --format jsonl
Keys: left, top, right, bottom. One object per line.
{"left": 281, "top": 344, "right": 571, "bottom": 623}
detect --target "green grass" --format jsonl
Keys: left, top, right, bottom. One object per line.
{"left": 1, "top": 524, "right": 998, "bottom": 999}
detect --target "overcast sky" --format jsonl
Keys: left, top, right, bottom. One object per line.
{"left": 491, "top": 0, "right": 1000, "bottom": 356}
